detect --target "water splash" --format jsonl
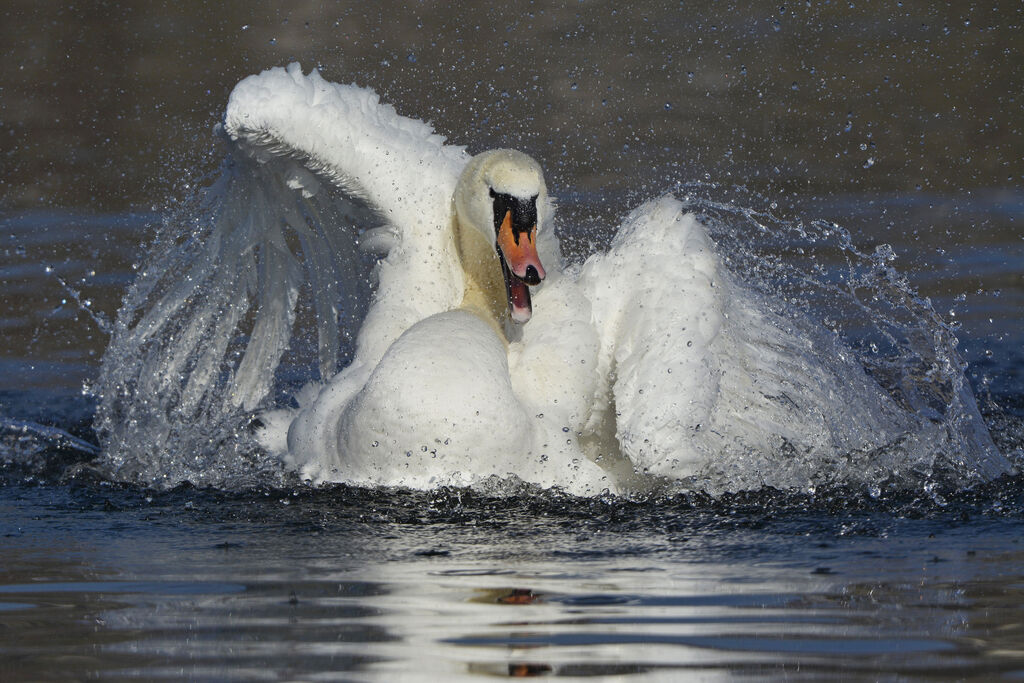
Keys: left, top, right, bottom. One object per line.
{"left": 45, "top": 268, "right": 113, "bottom": 336}
{"left": 87, "top": 165, "right": 1010, "bottom": 493}
{"left": 671, "top": 182, "right": 1010, "bottom": 490}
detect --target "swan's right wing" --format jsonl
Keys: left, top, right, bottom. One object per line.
{"left": 581, "top": 196, "right": 1010, "bottom": 491}
{"left": 580, "top": 197, "right": 726, "bottom": 479}
{"left": 95, "top": 64, "right": 468, "bottom": 483}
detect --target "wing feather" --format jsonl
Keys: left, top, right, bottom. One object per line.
{"left": 95, "top": 63, "right": 468, "bottom": 484}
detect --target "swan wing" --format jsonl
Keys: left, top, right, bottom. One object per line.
{"left": 224, "top": 64, "right": 471, "bottom": 370}
{"left": 96, "top": 64, "right": 468, "bottom": 471}
{"left": 581, "top": 197, "right": 725, "bottom": 477}
{"left": 583, "top": 197, "right": 905, "bottom": 484}
{"left": 582, "top": 196, "right": 1011, "bottom": 490}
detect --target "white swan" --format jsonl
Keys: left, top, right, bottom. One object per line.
{"left": 273, "top": 149, "right": 613, "bottom": 494}
{"left": 94, "top": 63, "right": 1011, "bottom": 493}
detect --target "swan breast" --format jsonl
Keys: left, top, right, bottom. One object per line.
{"left": 336, "top": 310, "right": 533, "bottom": 486}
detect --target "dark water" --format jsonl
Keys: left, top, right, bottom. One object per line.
{"left": 5, "top": 479, "right": 1024, "bottom": 678}
{"left": 2, "top": 1, "right": 1023, "bottom": 679}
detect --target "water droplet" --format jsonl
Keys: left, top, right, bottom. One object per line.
{"left": 407, "top": 53, "right": 417, "bottom": 63}
{"left": 664, "top": 102, "right": 672, "bottom": 110}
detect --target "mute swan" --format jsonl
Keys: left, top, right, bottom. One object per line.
{"left": 276, "top": 149, "right": 613, "bottom": 494}
{"left": 94, "top": 63, "right": 1011, "bottom": 493}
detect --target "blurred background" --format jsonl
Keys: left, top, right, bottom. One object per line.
{"left": 2, "top": 1, "right": 1020, "bottom": 206}
{"left": 1, "top": 0, "right": 1021, "bottom": 406}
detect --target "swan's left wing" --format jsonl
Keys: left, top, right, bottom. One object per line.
{"left": 222, "top": 64, "right": 470, "bottom": 372}
{"left": 95, "top": 64, "right": 467, "bottom": 480}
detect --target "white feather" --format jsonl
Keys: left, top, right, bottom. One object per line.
{"left": 95, "top": 64, "right": 1010, "bottom": 493}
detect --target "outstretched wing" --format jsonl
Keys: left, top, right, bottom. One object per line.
{"left": 581, "top": 196, "right": 1009, "bottom": 491}
{"left": 95, "top": 64, "right": 468, "bottom": 479}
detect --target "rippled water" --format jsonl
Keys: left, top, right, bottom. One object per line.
{"left": 5, "top": 481, "right": 1024, "bottom": 679}
{"left": 2, "top": 0, "right": 1023, "bottom": 679}
{"left": 3, "top": 198, "right": 1023, "bottom": 679}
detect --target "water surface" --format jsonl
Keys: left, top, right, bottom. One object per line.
{"left": 2, "top": 1, "right": 1023, "bottom": 678}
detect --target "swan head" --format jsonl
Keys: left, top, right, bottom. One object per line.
{"left": 454, "top": 149, "right": 548, "bottom": 324}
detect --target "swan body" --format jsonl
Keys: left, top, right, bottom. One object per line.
{"left": 274, "top": 146, "right": 611, "bottom": 494}
{"left": 94, "top": 63, "right": 1011, "bottom": 493}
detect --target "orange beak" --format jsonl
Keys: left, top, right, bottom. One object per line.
{"left": 496, "top": 210, "right": 545, "bottom": 284}
{"left": 496, "top": 209, "right": 545, "bottom": 323}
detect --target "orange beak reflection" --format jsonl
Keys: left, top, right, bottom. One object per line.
{"left": 496, "top": 210, "right": 545, "bottom": 324}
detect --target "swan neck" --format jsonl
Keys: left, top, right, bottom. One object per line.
{"left": 454, "top": 213, "right": 508, "bottom": 341}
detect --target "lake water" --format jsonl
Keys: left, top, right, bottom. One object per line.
{"left": 2, "top": 1, "right": 1023, "bottom": 679}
